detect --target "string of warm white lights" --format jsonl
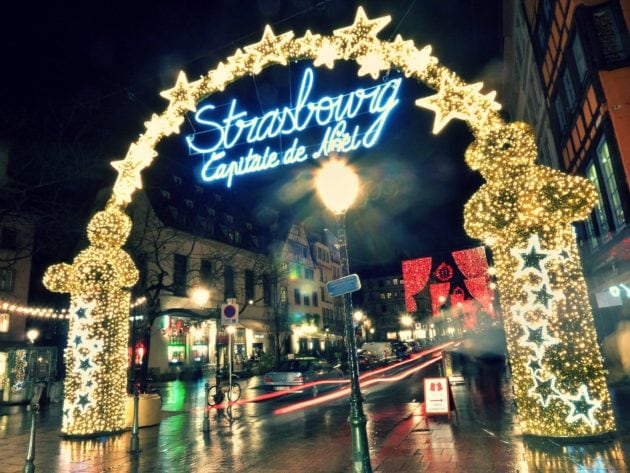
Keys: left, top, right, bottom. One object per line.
{"left": 44, "top": 5, "right": 614, "bottom": 438}
{"left": 0, "top": 300, "right": 68, "bottom": 318}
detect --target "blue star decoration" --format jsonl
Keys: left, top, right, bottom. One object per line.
{"left": 511, "top": 234, "right": 554, "bottom": 277}
{"left": 516, "top": 316, "right": 560, "bottom": 358}
{"left": 63, "top": 408, "right": 70, "bottom": 418}
{"left": 75, "top": 307, "right": 87, "bottom": 319}
{"left": 526, "top": 356, "right": 542, "bottom": 375}
{"left": 520, "top": 246, "right": 548, "bottom": 272}
{"left": 77, "top": 394, "right": 91, "bottom": 409}
{"left": 529, "top": 374, "right": 559, "bottom": 408}
{"left": 79, "top": 358, "right": 92, "bottom": 371}
{"left": 564, "top": 385, "right": 601, "bottom": 428}
{"left": 73, "top": 335, "right": 83, "bottom": 348}
{"left": 85, "top": 380, "right": 93, "bottom": 388}
{"left": 558, "top": 249, "right": 571, "bottom": 262}
{"left": 532, "top": 284, "right": 555, "bottom": 309}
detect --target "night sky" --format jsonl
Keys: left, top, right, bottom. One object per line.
{"left": 2, "top": 0, "right": 503, "bottom": 277}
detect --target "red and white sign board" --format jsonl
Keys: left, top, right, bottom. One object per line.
{"left": 424, "top": 377, "right": 450, "bottom": 415}
{"left": 221, "top": 303, "right": 239, "bottom": 326}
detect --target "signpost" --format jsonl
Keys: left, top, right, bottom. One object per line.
{"left": 326, "top": 274, "right": 361, "bottom": 298}
{"left": 221, "top": 303, "right": 239, "bottom": 326}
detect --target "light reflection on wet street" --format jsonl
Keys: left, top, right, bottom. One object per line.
{"left": 1, "top": 358, "right": 629, "bottom": 472}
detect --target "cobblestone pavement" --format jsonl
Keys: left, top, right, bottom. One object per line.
{"left": 1, "top": 372, "right": 629, "bottom": 472}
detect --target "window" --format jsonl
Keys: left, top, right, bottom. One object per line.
{"left": 262, "top": 274, "right": 272, "bottom": 305}
{"left": 584, "top": 216, "right": 598, "bottom": 250}
{"left": 562, "top": 70, "right": 577, "bottom": 112}
{"left": 554, "top": 95, "right": 567, "bottom": 133}
{"left": 173, "top": 175, "right": 182, "bottom": 184}
{"left": 225, "top": 214, "right": 234, "bottom": 223}
{"left": 304, "top": 294, "right": 310, "bottom": 306}
{"left": 312, "top": 291, "right": 318, "bottom": 307}
{"left": 245, "top": 270, "right": 255, "bottom": 301}
{"left": 185, "top": 199, "right": 194, "bottom": 209}
{"left": 161, "top": 190, "right": 171, "bottom": 200}
{"left": 0, "top": 313, "right": 8, "bottom": 332}
{"left": 597, "top": 137, "right": 626, "bottom": 230}
{"left": 591, "top": 5, "right": 630, "bottom": 67}
{"left": 280, "top": 286, "right": 287, "bottom": 303}
{"left": 224, "top": 266, "right": 235, "bottom": 300}
{"left": 380, "top": 304, "right": 387, "bottom": 313}
{"left": 320, "top": 287, "right": 325, "bottom": 303}
{"left": 294, "top": 288, "right": 301, "bottom": 305}
{"left": 195, "top": 185, "right": 203, "bottom": 194}
{"left": 587, "top": 162, "right": 610, "bottom": 241}
{"left": 207, "top": 207, "right": 215, "bottom": 217}
{"left": 572, "top": 34, "right": 587, "bottom": 83}
{"left": 173, "top": 254, "right": 188, "bottom": 297}
{"left": 379, "top": 293, "right": 386, "bottom": 300}
{"left": 0, "top": 228, "right": 17, "bottom": 250}
{"left": 200, "top": 260, "right": 212, "bottom": 287}
{"left": 305, "top": 268, "right": 314, "bottom": 280}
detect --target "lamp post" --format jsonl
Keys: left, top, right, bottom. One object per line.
{"left": 315, "top": 158, "right": 372, "bottom": 473}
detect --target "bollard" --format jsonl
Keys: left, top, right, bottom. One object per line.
{"left": 202, "top": 382, "right": 211, "bottom": 433}
{"left": 129, "top": 384, "right": 141, "bottom": 454}
{"left": 22, "top": 404, "right": 39, "bottom": 473}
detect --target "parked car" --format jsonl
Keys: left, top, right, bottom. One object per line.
{"left": 390, "top": 341, "right": 411, "bottom": 360}
{"left": 340, "top": 351, "right": 379, "bottom": 373}
{"left": 359, "top": 342, "right": 395, "bottom": 362}
{"left": 263, "top": 357, "right": 344, "bottom": 395}
{"left": 405, "top": 340, "right": 421, "bottom": 353}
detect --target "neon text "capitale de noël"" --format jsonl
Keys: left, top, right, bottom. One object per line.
{"left": 185, "top": 68, "right": 401, "bottom": 187}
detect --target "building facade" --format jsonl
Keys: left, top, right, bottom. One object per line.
{"left": 502, "top": 0, "right": 630, "bottom": 338}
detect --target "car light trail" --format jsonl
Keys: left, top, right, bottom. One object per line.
{"left": 208, "top": 342, "right": 454, "bottom": 410}
{"left": 272, "top": 354, "right": 443, "bottom": 415}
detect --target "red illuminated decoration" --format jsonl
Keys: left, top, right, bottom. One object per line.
{"left": 430, "top": 282, "right": 450, "bottom": 315}
{"left": 434, "top": 262, "right": 453, "bottom": 281}
{"left": 452, "top": 246, "right": 488, "bottom": 278}
{"left": 465, "top": 276, "right": 495, "bottom": 316}
{"left": 402, "top": 257, "right": 432, "bottom": 311}
{"left": 450, "top": 286, "right": 465, "bottom": 309}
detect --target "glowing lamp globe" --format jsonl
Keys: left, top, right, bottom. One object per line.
{"left": 315, "top": 159, "right": 360, "bottom": 214}
{"left": 191, "top": 287, "right": 210, "bottom": 306}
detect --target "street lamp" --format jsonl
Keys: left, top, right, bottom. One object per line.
{"left": 315, "top": 158, "right": 371, "bottom": 473}
{"left": 26, "top": 328, "right": 39, "bottom": 344}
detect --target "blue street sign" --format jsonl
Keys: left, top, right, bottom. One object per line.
{"left": 326, "top": 274, "right": 361, "bottom": 297}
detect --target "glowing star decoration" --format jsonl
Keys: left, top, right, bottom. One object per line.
{"left": 244, "top": 26, "right": 294, "bottom": 74}
{"left": 415, "top": 75, "right": 489, "bottom": 134}
{"left": 403, "top": 45, "right": 435, "bottom": 78}
{"left": 45, "top": 6, "right": 614, "bottom": 440}
{"left": 333, "top": 6, "right": 391, "bottom": 58}
{"left": 159, "top": 71, "right": 198, "bottom": 113}
{"left": 356, "top": 49, "right": 389, "bottom": 79}
{"left": 564, "top": 385, "right": 602, "bottom": 428}
{"left": 313, "top": 38, "right": 340, "bottom": 69}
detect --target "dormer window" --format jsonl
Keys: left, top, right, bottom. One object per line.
{"left": 161, "top": 190, "right": 171, "bottom": 200}
{"left": 173, "top": 175, "right": 182, "bottom": 185}
{"left": 225, "top": 214, "right": 234, "bottom": 223}
{"left": 245, "top": 222, "right": 253, "bottom": 231}
{"left": 213, "top": 193, "right": 222, "bottom": 202}
{"left": 195, "top": 185, "right": 203, "bottom": 194}
{"left": 185, "top": 199, "right": 194, "bottom": 209}
{"left": 207, "top": 207, "right": 215, "bottom": 217}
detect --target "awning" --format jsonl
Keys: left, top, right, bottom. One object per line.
{"left": 238, "top": 318, "right": 269, "bottom": 333}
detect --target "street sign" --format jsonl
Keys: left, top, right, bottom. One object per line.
{"left": 326, "top": 274, "right": 361, "bottom": 297}
{"left": 221, "top": 303, "right": 239, "bottom": 326}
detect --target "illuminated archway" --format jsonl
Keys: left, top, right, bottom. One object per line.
{"left": 44, "top": 6, "right": 615, "bottom": 438}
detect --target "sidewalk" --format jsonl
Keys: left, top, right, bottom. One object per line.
{"left": 370, "top": 378, "right": 630, "bottom": 472}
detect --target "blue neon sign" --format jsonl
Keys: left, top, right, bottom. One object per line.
{"left": 185, "top": 67, "right": 402, "bottom": 187}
